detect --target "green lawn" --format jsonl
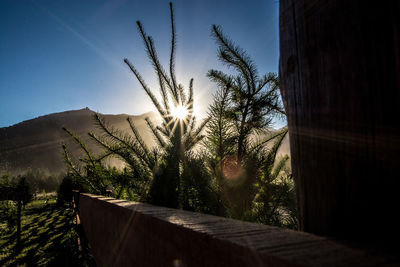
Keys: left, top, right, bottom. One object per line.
{"left": 0, "top": 197, "right": 95, "bottom": 266}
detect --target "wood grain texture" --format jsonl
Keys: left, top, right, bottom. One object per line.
{"left": 279, "top": 0, "right": 400, "bottom": 248}
{"left": 77, "top": 193, "right": 396, "bottom": 267}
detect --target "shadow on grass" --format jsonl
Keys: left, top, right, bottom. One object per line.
{"left": 0, "top": 200, "right": 96, "bottom": 266}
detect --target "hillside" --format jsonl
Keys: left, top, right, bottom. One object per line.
{"left": 0, "top": 108, "right": 157, "bottom": 175}
{"left": 0, "top": 108, "right": 290, "bottom": 176}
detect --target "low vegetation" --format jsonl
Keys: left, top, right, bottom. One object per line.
{"left": 0, "top": 196, "right": 94, "bottom": 266}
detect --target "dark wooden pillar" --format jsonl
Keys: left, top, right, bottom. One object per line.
{"left": 279, "top": 0, "right": 400, "bottom": 247}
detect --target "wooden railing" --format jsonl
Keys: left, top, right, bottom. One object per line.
{"left": 72, "top": 192, "right": 397, "bottom": 266}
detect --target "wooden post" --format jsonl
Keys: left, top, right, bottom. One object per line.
{"left": 279, "top": 0, "right": 400, "bottom": 247}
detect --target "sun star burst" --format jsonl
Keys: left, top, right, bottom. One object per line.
{"left": 171, "top": 105, "right": 189, "bottom": 120}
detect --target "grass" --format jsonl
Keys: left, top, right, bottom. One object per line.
{"left": 0, "top": 196, "right": 95, "bottom": 266}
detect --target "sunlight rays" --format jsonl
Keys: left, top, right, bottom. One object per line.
{"left": 171, "top": 104, "right": 189, "bottom": 120}
{"left": 163, "top": 102, "right": 194, "bottom": 139}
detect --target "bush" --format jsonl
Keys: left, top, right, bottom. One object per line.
{"left": 56, "top": 175, "right": 75, "bottom": 206}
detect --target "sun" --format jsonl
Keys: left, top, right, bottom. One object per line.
{"left": 171, "top": 104, "right": 189, "bottom": 120}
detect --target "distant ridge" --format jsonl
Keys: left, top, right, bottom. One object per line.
{"left": 0, "top": 108, "right": 290, "bottom": 176}
{"left": 0, "top": 108, "right": 157, "bottom": 175}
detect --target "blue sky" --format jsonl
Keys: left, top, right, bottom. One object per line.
{"left": 0, "top": 0, "right": 281, "bottom": 127}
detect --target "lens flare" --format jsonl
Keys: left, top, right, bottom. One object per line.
{"left": 221, "top": 155, "right": 243, "bottom": 181}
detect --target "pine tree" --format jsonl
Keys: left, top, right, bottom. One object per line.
{"left": 62, "top": 128, "right": 111, "bottom": 195}
{"left": 203, "top": 85, "right": 236, "bottom": 215}
{"left": 88, "top": 2, "right": 209, "bottom": 208}
{"left": 62, "top": 125, "right": 150, "bottom": 200}
{"left": 206, "top": 25, "right": 293, "bottom": 223}
{"left": 208, "top": 25, "right": 285, "bottom": 160}
{"left": 250, "top": 128, "right": 297, "bottom": 229}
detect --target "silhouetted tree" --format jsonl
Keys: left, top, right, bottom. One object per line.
{"left": 0, "top": 175, "right": 32, "bottom": 248}
{"left": 89, "top": 2, "right": 209, "bottom": 209}
{"left": 15, "top": 176, "right": 32, "bottom": 248}
{"left": 208, "top": 25, "right": 284, "bottom": 160}
{"left": 205, "top": 25, "right": 295, "bottom": 226}
{"left": 204, "top": 85, "right": 236, "bottom": 216}
{"left": 249, "top": 129, "right": 297, "bottom": 228}
{"left": 57, "top": 173, "right": 81, "bottom": 206}
{"left": 62, "top": 127, "right": 110, "bottom": 195}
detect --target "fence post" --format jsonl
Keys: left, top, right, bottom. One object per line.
{"left": 279, "top": 0, "right": 400, "bottom": 248}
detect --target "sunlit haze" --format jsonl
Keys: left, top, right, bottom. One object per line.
{"left": 0, "top": 0, "right": 282, "bottom": 128}
{"left": 171, "top": 105, "right": 189, "bottom": 120}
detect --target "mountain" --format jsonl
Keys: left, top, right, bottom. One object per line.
{"left": 0, "top": 108, "right": 290, "bottom": 176}
{"left": 0, "top": 108, "right": 157, "bottom": 175}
